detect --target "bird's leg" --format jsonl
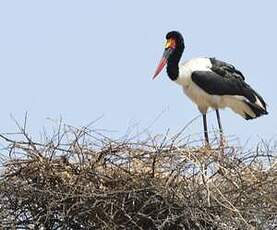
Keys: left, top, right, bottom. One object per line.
{"left": 215, "top": 109, "right": 223, "bottom": 135}
{"left": 215, "top": 109, "right": 224, "bottom": 147}
{"left": 202, "top": 113, "right": 209, "bottom": 188}
{"left": 202, "top": 113, "right": 209, "bottom": 146}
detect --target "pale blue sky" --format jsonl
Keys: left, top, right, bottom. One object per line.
{"left": 0, "top": 1, "right": 276, "bottom": 145}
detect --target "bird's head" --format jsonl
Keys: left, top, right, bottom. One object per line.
{"left": 153, "top": 31, "right": 184, "bottom": 79}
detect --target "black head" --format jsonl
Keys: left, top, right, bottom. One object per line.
{"left": 153, "top": 31, "right": 185, "bottom": 79}
{"left": 165, "top": 31, "right": 184, "bottom": 48}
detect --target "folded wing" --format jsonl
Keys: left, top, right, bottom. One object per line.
{"left": 191, "top": 58, "right": 267, "bottom": 119}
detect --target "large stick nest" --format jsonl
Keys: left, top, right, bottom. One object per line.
{"left": 0, "top": 121, "right": 276, "bottom": 229}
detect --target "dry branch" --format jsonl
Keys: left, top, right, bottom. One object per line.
{"left": 0, "top": 122, "right": 276, "bottom": 229}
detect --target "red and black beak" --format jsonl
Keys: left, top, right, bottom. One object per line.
{"left": 153, "top": 38, "right": 176, "bottom": 79}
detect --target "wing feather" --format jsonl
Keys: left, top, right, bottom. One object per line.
{"left": 210, "top": 57, "right": 245, "bottom": 80}
{"left": 191, "top": 66, "right": 267, "bottom": 117}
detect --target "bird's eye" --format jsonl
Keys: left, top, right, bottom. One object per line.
{"left": 165, "top": 38, "right": 176, "bottom": 49}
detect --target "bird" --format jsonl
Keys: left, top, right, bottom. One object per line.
{"left": 153, "top": 31, "right": 268, "bottom": 145}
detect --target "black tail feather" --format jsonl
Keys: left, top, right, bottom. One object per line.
{"left": 244, "top": 100, "right": 268, "bottom": 120}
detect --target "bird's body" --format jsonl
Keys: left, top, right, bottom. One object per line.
{"left": 153, "top": 31, "right": 268, "bottom": 145}
{"left": 176, "top": 57, "right": 219, "bottom": 113}
{"left": 175, "top": 57, "right": 266, "bottom": 119}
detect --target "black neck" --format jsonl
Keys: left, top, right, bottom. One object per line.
{"left": 166, "top": 44, "right": 184, "bottom": 81}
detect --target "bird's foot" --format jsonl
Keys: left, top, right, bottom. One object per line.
{"left": 219, "top": 134, "right": 226, "bottom": 148}
{"left": 201, "top": 141, "right": 212, "bottom": 154}
{"left": 218, "top": 134, "right": 226, "bottom": 159}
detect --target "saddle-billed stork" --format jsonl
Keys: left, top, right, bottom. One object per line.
{"left": 153, "top": 31, "right": 268, "bottom": 145}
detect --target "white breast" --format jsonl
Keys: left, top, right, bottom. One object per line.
{"left": 174, "top": 57, "right": 218, "bottom": 113}
{"left": 175, "top": 57, "right": 212, "bottom": 86}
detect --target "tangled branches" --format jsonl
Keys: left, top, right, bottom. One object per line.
{"left": 0, "top": 122, "right": 276, "bottom": 229}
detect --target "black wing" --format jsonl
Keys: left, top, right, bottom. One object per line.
{"left": 191, "top": 58, "right": 267, "bottom": 117}
{"left": 191, "top": 70, "right": 251, "bottom": 97}
{"left": 210, "top": 57, "right": 245, "bottom": 80}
